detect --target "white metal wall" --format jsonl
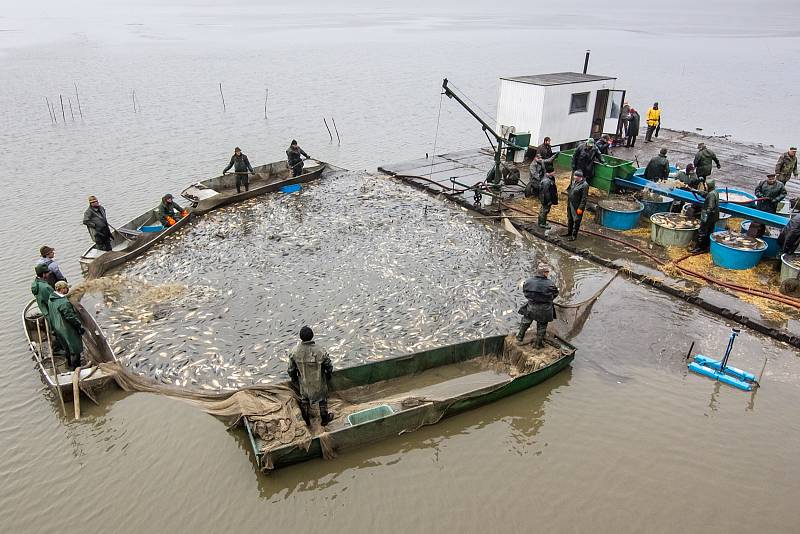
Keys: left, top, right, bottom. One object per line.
{"left": 541, "top": 79, "right": 615, "bottom": 145}
{"left": 496, "top": 79, "right": 544, "bottom": 145}
{"left": 496, "top": 77, "right": 617, "bottom": 147}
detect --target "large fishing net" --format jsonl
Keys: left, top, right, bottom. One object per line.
{"left": 548, "top": 272, "right": 618, "bottom": 339}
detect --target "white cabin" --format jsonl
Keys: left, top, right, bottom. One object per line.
{"left": 496, "top": 72, "right": 626, "bottom": 151}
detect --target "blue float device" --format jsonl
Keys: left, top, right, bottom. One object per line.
{"left": 687, "top": 329, "right": 757, "bottom": 391}
{"left": 280, "top": 184, "right": 302, "bottom": 194}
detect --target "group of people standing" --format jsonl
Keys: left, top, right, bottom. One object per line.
{"left": 31, "top": 249, "right": 84, "bottom": 370}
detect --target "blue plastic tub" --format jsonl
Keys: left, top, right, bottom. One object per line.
{"left": 709, "top": 232, "right": 767, "bottom": 270}
{"left": 139, "top": 224, "right": 164, "bottom": 233}
{"left": 598, "top": 200, "right": 644, "bottom": 230}
{"left": 740, "top": 220, "right": 780, "bottom": 258}
{"left": 640, "top": 195, "right": 673, "bottom": 219}
{"left": 280, "top": 184, "right": 302, "bottom": 194}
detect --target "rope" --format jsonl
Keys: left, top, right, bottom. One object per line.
{"left": 429, "top": 92, "right": 444, "bottom": 178}
{"left": 447, "top": 81, "right": 497, "bottom": 125}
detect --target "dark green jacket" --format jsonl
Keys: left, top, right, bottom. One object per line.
{"left": 31, "top": 277, "right": 53, "bottom": 319}
{"left": 675, "top": 169, "right": 702, "bottom": 188}
{"left": 644, "top": 155, "right": 669, "bottom": 181}
{"left": 754, "top": 180, "right": 786, "bottom": 212}
{"left": 700, "top": 189, "right": 720, "bottom": 227}
{"left": 694, "top": 148, "right": 720, "bottom": 177}
{"left": 48, "top": 292, "right": 84, "bottom": 355}
{"left": 775, "top": 152, "right": 797, "bottom": 178}
{"left": 159, "top": 197, "right": 184, "bottom": 227}
{"left": 567, "top": 180, "right": 589, "bottom": 211}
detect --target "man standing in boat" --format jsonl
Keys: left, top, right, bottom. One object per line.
{"left": 690, "top": 178, "right": 720, "bottom": 254}
{"left": 644, "top": 148, "right": 670, "bottom": 182}
{"left": 288, "top": 326, "right": 334, "bottom": 426}
{"left": 31, "top": 264, "right": 55, "bottom": 324}
{"left": 222, "top": 147, "right": 254, "bottom": 194}
{"left": 286, "top": 140, "right": 311, "bottom": 178}
{"left": 36, "top": 246, "right": 67, "bottom": 284}
{"left": 48, "top": 281, "right": 85, "bottom": 370}
{"left": 517, "top": 263, "right": 559, "bottom": 348}
{"left": 159, "top": 194, "right": 186, "bottom": 227}
{"left": 83, "top": 195, "right": 113, "bottom": 251}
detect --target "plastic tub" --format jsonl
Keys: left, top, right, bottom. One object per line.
{"left": 139, "top": 224, "right": 164, "bottom": 233}
{"left": 598, "top": 199, "right": 644, "bottom": 230}
{"left": 347, "top": 404, "right": 395, "bottom": 426}
{"left": 650, "top": 213, "right": 699, "bottom": 247}
{"left": 710, "top": 232, "right": 767, "bottom": 270}
{"left": 740, "top": 220, "right": 781, "bottom": 258}
{"left": 280, "top": 184, "right": 302, "bottom": 194}
{"left": 555, "top": 149, "right": 634, "bottom": 192}
{"left": 780, "top": 254, "right": 800, "bottom": 283}
{"left": 640, "top": 195, "right": 674, "bottom": 219}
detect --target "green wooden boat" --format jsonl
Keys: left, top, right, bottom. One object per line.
{"left": 244, "top": 334, "right": 576, "bottom": 472}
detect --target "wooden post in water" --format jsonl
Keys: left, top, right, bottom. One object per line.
{"left": 131, "top": 90, "right": 138, "bottom": 113}
{"left": 74, "top": 83, "right": 83, "bottom": 119}
{"left": 323, "top": 118, "right": 333, "bottom": 141}
{"left": 44, "top": 97, "right": 55, "bottom": 123}
{"left": 59, "top": 95, "right": 66, "bottom": 123}
{"left": 264, "top": 88, "right": 268, "bottom": 119}
{"left": 68, "top": 98, "right": 75, "bottom": 121}
{"left": 331, "top": 117, "right": 341, "bottom": 144}
{"left": 50, "top": 100, "right": 58, "bottom": 123}
{"left": 219, "top": 82, "right": 226, "bottom": 112}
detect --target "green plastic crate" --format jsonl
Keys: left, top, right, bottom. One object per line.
{"left": 347, "top": 404, "right": 395, "bottom": 426}
{"left": 553, "top": 148, "right": 634, "bottom": 192}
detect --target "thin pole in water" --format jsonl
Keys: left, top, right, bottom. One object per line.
{"left": 74, "top": 83, "right": 83, "bottom": 119}
{"left": 68, "top": 98, "right": 75, "bottom": 121}
{"left": 131, "top": 90, "right": 136, "bottom": 113}
{"left": 50, "top": 101, "right": 58, "bottom": 123}
{"left": 264, "top": 88, "right": 268, "bottom": 119}
{"left": 59, "top": 95, "right": 66, "bottom": 123}
{"left": 323, "top": 118, "right": 332, "bottom": 141}
{"left": 44, "top": 97, "right": 55, "bottom": 123}
{"left": 331, "top": 117, "right": 341, "bottom": 144}
{"left": 219, "top": 82, "right": 226, "bottom": 112}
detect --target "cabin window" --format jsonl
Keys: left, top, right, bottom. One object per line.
{"left": 569, "top": 92, "right": 589, "bottom": 114}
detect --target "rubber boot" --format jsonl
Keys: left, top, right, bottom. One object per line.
{"left": 299, "top": 399, "right": 311, "bottom": 426}
{"left": 320, "top": 400, "right": 335, "bottom": 426}
{"left": 516, "top": 321, "right": 531, "bottom": 343}
{"left": 534, "top": 322, "right": 547, "bottom": 349}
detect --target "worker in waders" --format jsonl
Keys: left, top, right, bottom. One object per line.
{"left": 644, "top": 148, "right": 670, "bottom": 182}
{"left": 83, "top": 196, "right": 113, "bottom": 251}
{"left": 158, "top": 194, "right": 187, "bottom": 227}
{"left": 693, "top": 142, "right": 721, "bottom": 187}
{"left": 775, "top": 147, "right": 797, "bottom": 185}
{"left": 288, "top": 326, "right": 335, "bottom": 426}
{"left": 286, "top": 140, "right": 311, "bottom": 178}
{"left": 779, "top": 211, "right": 800, "bottom": 255}
{"left": 223, "top": 147, "right": 254, "bottom": 194}
{"left": 645, "top": 102, "right": 661, "bottom": 142}
{"left": 563, "top": 170, "right": 589, "bottom": 241}
{"left": 526, "top": 153, "right": 546, "bottom": 198}
{"left": 517, "top": 263, "right": 559, "bottom": 348}
{"left": 690, "top": 178, "right": 720, "bottom": 253}
{"left": 31, "top": 264, "right": 55, "bottom": 323}
{"left": 571, "top": 138, "right": 603, "bottom": 181}
{"left": 538, "top": 171, "right": 558, "bottom": 229}
{"left": 48, "top": 281, "right": 85, "bottom": 370}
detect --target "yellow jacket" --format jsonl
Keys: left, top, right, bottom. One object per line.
{"left": 647, "top": 107, "right": 661, "bottom": 127}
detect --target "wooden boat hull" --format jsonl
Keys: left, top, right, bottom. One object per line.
{"left": 22, "top": 300, "right": 116, "bottom": 398}
{"left": 245, "top": 335, "right": 575, "bottom": 471}
{"left": 181, "top": 160, "right": 326, "bottom": 215}
{"left": 79, "top": 209, "right": 191, "bottom": 278}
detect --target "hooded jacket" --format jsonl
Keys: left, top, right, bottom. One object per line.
{"left": 288, "top": 340, "right": 333, "bottom": 403}
{"left": 31, "top": 277, "right": 54, "bottom": 319}
{"left": 48, "top": 292, "right": 84, "bottom": 355}
{"left": 159, "top": 196, "right": 184, "bottom": 227}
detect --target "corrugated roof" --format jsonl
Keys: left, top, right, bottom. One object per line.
{"left": 501, "top": 72, "right": 616, "bottom": 86}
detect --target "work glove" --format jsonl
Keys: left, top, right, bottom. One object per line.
{"left": 716, "top": 163, "right": 721, "bottom": 169}
{"left": 576, "top": 209, "right": 583, "bottom": 216}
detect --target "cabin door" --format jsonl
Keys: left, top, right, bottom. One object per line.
{"left": 602, "top": 90, "right": 626, "bottom": 136}
{"left": 590, "top": 90, "right": 609, "bottom": 138}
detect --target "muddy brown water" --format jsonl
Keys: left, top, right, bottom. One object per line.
{"left": 4, "top": 2, "right": 800, "bottom": 532}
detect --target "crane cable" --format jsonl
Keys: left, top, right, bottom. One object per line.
{"left": 428, "top": 92, "right": 444, "bottom": 178}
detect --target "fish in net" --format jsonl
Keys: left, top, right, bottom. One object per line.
{"left": 547, "top": 272, "right": 618, "bottom": 339}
